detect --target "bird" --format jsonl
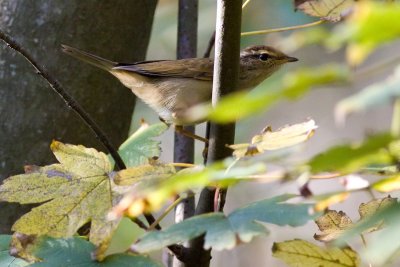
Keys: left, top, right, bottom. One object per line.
{"left": 62, "top": 44, "right": 297, "bottom": 140}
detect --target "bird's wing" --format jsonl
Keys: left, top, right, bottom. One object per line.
{"left": 112, "top": 58, "right": 214, "bottom": 81}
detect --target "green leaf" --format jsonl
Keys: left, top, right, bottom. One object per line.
{"left": 308, "top": 133, "right": 393, "bottom": 173}
{"left": 334, "top": 198, "right": 400, "bottom": 265}
{"left": 118, "top": 122, "right": 168, "bottom": 167}
{"left": 0, "top": 235, "right": 29, "bottom": 267}
{"left": 329, "top": 2, "right": 400, "bottom": 65}
{"left": 103, "top": 218, "right": 145, "bottom": 257}
{"left": 30, "top": 237, "right": 162, "bottom": 267}
{"left": 273, "top": 239, "right": 360, "bottom": 267}
{"left": 0, "top": 141, "right": 149, "bottom": 261}
{"left": 294, "top": 0, "right": 356, "bottom": 22}
{"left": 185, "top": 64, "right": 348, "bottom": 123}
{"left": 113, "top": 160, "right": 267, "bottom": 217}
{"left": 336, "top": 66, "right": 400, "bottom": 124}
{"left": 133, "top": 194, "right": 317, "bottom": 252}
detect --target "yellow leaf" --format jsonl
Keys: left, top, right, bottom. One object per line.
{"left": 373, "top": 175, "right": 400, "bottom": 193}
{"left": 273, "top": 239, "right": 360, "bottom": 267}
{"left": 114, "top": 164, "right": 176, "bottom": 186}
{"left": 0, "top": 141, "right": 142, "bottom": 261}
{"left": 314, "top": 210, "right": 353, "bottom": 242}
{"left": 229, "top": 119, "right": 317, "bottom": 158}
{"left": 314, "top": 192, "right": 350, "bottom": 212}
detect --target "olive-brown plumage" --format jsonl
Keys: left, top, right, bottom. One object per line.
{"left": 62, "top": 44, "right": 297, "bottom": 125}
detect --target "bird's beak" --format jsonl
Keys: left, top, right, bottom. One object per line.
{"left": 286, "top": 56, "right": 299, "bottom": 62}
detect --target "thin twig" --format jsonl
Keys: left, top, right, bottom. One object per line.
{"left": 149, "top": 196, "right": 185, "bottom": 231}
{"left": 0, "top": 30, "right": 126, "bottom": 171}
{"left": 203, "top": 31, "right": 216, "bottom": 58}
{"left": 242, "top": 0, "right": 252, "bottom": 9}
{"left": 241, "top": 20, "right": 326, "bottom": 36}
{"left": 0, "top": 30, "right": 163, "bottom": 238}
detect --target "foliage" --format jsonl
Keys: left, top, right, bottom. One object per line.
{"left": 133, "top": 195, "right": 318, "bottom": 252}
{"left": 2, "top": 0, "right": 400, "bottom": 266}
{"left": 29, "top": 236, "right": 161, "bottom": 267}
{"left": 273, "top": 239, "right": 360, "bottom": 267}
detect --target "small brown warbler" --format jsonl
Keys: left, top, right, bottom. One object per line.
{"left": 62, "top": 45, "right": 297, "bottom": 127}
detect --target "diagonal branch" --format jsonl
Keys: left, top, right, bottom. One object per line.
{"left": 0, "top": 29, "right": 126, "bottom": 171}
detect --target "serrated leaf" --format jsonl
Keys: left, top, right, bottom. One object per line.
{"left": 30, "top": 237, "right": 162, "bottom": 267}
{"left": 336, "top": 66, "right": 400, "bottom": 124}
{"left": 273, "top": 239, "right": 360, "bottom": 267}
{"left": 308, "top": 133, "right": 393, "bottom": 173}
{"left": 112, "top": 161, "right": 267, "bottom": 218}
{"left": 335, "top": 197, "right": 399, "bottom": 247}
{"left": 133, "top": 194, "right": 317, "bottom": 252}
{"left": 295, "top": 0, "right": 355, "bottom": 22}
{"left": 358, "top": 196, "right": 397, "bottom": 233}
{"left": 0, "top": 141, "right": 158, "bottom": 261}
{"left": 118, "top": 122, "right": 168, "bottom": 167}
{"left": 0, "top": 235, "right": 29, "bottom": 267}
{"left": 229, "top": 119, "right": 317, "bottom": 158}
{"left": 314, "top": 210, "right": 353, "bottom": 242}
{"left": 334, "top": 200, "right": 400, "bottom": 265}
{"left": 185, "top": 65, "right": 349, "bottom": 123}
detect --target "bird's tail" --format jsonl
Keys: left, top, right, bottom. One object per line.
{"left": 61, "top": 44, "right": 116, "bottom": 71}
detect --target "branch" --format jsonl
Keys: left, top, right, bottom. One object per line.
{"left": 0, "top": 29, "right": 126, "bottom": 171}
{"left": 0, "top": 30, "right": 164, "bottom": 247}
{"left": 189, "top": 1, "right": 242, "bottom": 266}
{"left": 241, "top": 20, "right": 325, "bottom": 36}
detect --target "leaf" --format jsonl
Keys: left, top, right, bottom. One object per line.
{"left": 112, "top": 160, "right": 267, "bottom": 218}
{"left": 134, "top": 195, "right": 316, "bottom": 252}
{"left": 0, "top": 235, "right": 29, "bottom": 267}
{"left": 335, "top": 197, "right": 398, "bottom": 246}
{"left": 294, "top": 0, "right": 355, "bottom": 22}
{"left": 113, "top": 163, "right": 176, "bottom": 186}
{"left": 329, "top": 2, "right": 400, "bottom": 65}
{"left": 308, "top": 133, "right": 393, "bottom": 173}
{"left": 273, "top": 239, "right": 360, "bottom": 267}
{"left": 314, "top": 192, "right": 350, "bottom": 212}
{"left": 335, "top": 66, "right": 400, "bottom": 125}
{"left": 229, "top": 119, "right": 317, "bottom": 158}
{"left": 334, "top": 199, "right": 400, "bottom": 265}
{"left": 0, "top": 141, "right": 148, "bottom": 260}
{"left": 30, "top": 237, "right": 162, "bottom": 267}
{"left": 185, "top": 64, "right": 349, "bottom": 123}
{"left": 118, "top": 122, "right": 168, "bottom": 167}
{"left": 102, "top": 218, "right": 145, "bottom": 258}
{"left": 314, "top": 210, "right": 353, "bottom": 242}
{"left": 372, "top": 174, "right": 400, "bottom": 193}
{"left": 133, "top": 195, "right": 318, "bottom": 252}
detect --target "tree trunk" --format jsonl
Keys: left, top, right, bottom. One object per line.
{"left": 0, "top": 0, "right": 157, "bottom": 233}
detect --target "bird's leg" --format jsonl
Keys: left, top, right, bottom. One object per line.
{"left": 174, "top": 125, "right": 209, "bottom": 143}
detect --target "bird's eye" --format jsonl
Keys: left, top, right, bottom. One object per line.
{"left": 259, "top": 53, "right": 270, "bottom": 61}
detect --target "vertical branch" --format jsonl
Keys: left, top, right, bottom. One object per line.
{"left": 188, "top": 0, "right": 242, "bottom": 266}
{"left": 173, "top": 0, "right": 198, "bottom": 266}
{"left": 391, "top": 98, "right": 400, "bottom": 138}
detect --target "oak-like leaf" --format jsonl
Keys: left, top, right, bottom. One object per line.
{"left": 229, "top": 119, "right": 317, "bottom": 158}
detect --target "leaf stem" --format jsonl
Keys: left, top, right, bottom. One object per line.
{"left": 241, "top": 20, "right": 325, "bottom": 36}
{"left": 0, "top": 29, "right": 126, "bottom": 171}
{"left": 391, "top": 98, "right": 400, "bottom": 137}
{"left": 242, "top": 0, "right": 251, "bottom": 9}
{"left": 170, "top": 162, "right": 196, "bottom": 168}
{"left": 149, "top": 196, "right": 185, "bottom": 231}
